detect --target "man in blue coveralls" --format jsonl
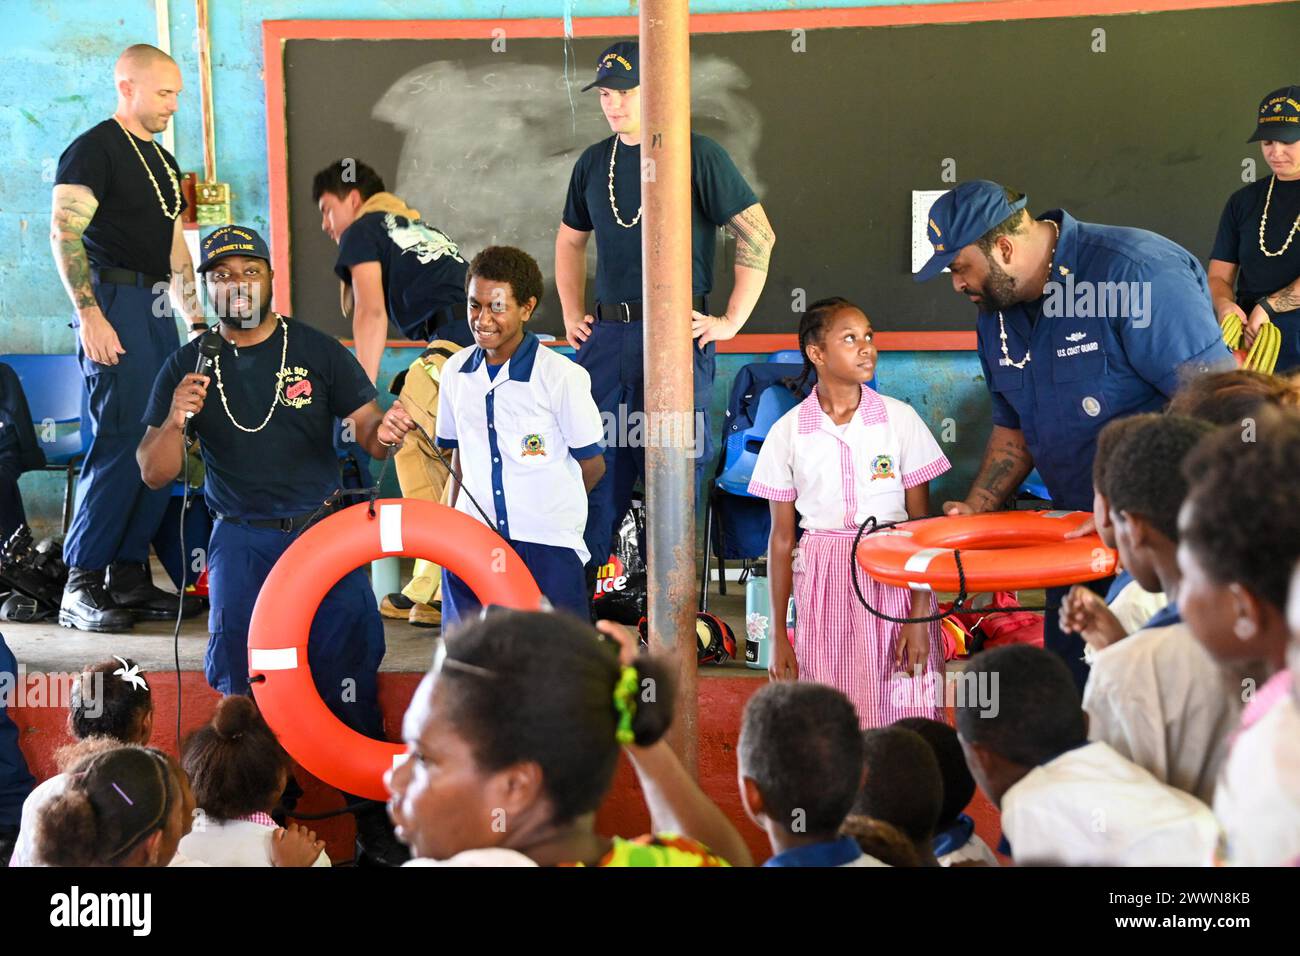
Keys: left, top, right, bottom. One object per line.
{"left": 554, "top": 40, "right": 776, "bottom": 591}
{"left": 51, "top": 44, "right": 205, "bottom": 632}
{"left": 916, "top": 180, "right": 1232, "bottom": 689}
{"left": 136, "top": 226, "right": 406, "bottom": 864}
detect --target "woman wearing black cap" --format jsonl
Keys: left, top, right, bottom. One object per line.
{"left": 1208, "top": 85, "right": 1300, "bottom": 372}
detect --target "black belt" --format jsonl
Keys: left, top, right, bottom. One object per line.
{"left": 94, "top": 267, "right": 170, "bottom": 288}
{"left": 212, "top": 510, "right": 318, "bottom": 533}
{"left": 595, "top": 295, "right": 708, "bottom": 323}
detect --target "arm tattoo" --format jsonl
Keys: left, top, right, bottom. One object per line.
{"left": 50, "top": 187, "right": 99, "bottom": 311}
{"left": 1269, "top": 277, "right": 1300, "bottom": 313}
{"left": 726, "top": 204, "right": 774, "bottom": 272}
{"left": 972, "top": 433, "right": 1033, "bottom": 508}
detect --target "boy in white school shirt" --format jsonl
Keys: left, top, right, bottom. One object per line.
{"left": 1079, "top": 415, "right": 1240, "bottom": 806}
{"left": 382, "top": 246, "right": 605, "bottom": 626}
{"left": 956, "top": 645, "right": 1219, "bottom": 867}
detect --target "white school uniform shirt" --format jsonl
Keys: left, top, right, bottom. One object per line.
{"left": 1001, "top": 741, "right": 1220, "bottom": 867}
{"left": 748, "top": 384, "right": 950, "bottom": 529}
{"left": 1083, "top": 619, "right": 1240, "bottom": 805}
{"left": 436, "top": 332, "right": 605, "bottom": 563}
{"left": 8, "top": 773, "right": 67, "bottom": 867}
{"left": 1107, "top": 577, "right": 1168, "bottom": 636}
{"left": 937, "top": 832, "right": 1000, "bottom": 867}
{"left": 177, "top": 812, "right": 331, "bottom": 867}
{"left": 1212, "top": 671, "right": 1300, "bottom": 867}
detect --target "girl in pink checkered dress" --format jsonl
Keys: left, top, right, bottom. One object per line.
{"left": 749, "top": 298, "right": 950, "bottom": 728}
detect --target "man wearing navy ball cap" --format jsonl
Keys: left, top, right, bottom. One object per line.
{"left": 916, "top": 180, "right": 1231, "bottom": 688}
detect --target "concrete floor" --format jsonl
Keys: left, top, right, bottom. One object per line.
{"left": 1, "top": 558, "right": 756, "bottom": 676}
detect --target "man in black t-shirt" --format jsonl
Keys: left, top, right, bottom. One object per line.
{"left": 312, "top": 159, "right": 472, "bottom": 384}
{"left": 51, "top": 43, "right": 204, "bottom": 632}
{"left": 138, "top": 226, "right": 408, "bottom": 864}
{"left": 138, "top": 226, "right": 395, "bottom": 706}
{"left": 554, "top": 41, "right": 776, "bottom": 580}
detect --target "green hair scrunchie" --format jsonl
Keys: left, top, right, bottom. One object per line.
{"left": 612, "top": 665, "right": 639, "bottom": 745}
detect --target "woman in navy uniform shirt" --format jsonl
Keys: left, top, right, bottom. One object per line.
{"left": 1209, "top": 85, "right": 1300, "bottom": 372}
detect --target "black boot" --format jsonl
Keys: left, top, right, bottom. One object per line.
{"left": 59, "top": 567, "right": 135, "bottom": 633}
{"left": 354, "top": 800, "right": 411, "bottom": 867}
{"left": 106, "top": 560, "right": 203, "bottom": 620}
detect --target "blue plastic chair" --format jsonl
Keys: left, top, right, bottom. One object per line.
{"left": 0, "top": 354, "right": 86, "bottom": 530}
{"left": 715, "top": 385, "right": 800, "bottom": 497}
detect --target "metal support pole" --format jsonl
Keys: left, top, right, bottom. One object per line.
{"left": 640, "top": 0, "right": 697, "bottom": 775}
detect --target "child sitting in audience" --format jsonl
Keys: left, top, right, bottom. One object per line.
{"left": 737, "top": 682, "right": 886, "bottom": 866}
{"left": 34, "top": 744, "right": 185, "bottom": 867}
{"left": 955, "top": 645, "right": 1219, "bottom": 866}
{"left": 387, "top": 611, "right": 750, "bottom": 866}
{"left": 179, "top": 696, "right": 329, "bottom": 867}
{"left": 846, "top": 725, "right": 942, "bottom": 866}
{"left": 1080, "top": 415, "right": 1238, "bottom": 806}
{"left": 9, "top": 656, "right": 154, "bottom": 867}
{"left": 1059, "top": 418, "right": 1166, "bottom": 650}
{"left": 1177, "top": 408, "right": 1300, "bottom": 865}
{"left": 839, "top": 815, "right": 922, "bottom": 867}
{"left": 895, "top": 716, "right": 1000, "bottom": 867}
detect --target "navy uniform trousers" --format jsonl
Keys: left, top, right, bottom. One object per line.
{"left": 207, "top": 518, "right": 386, "bottom": 740}
{"left": 575, "top": 316, "right": 716, "bottom": 573}
{"left": 1274, "top": 307, "right": 1300, "bottom": 374}
{"left": 64, "top": 279, "right": 178, "bottom": 570}
{"left": 442, "top": 538, "right": 590, "bottom": 628}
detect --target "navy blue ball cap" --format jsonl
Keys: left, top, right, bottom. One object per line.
{"left": 198, "top": 225, "right": 271, "bottom": 273}
{"left": 1248, "top": 85, "right": 1300, "bottom": 144}
{"left": 914, "top": 180, "right": 1028, "bottom": 283}
{"left": 581, "top": 41, "right": 638, "bottom": 92}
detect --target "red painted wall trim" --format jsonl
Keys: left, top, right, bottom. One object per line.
{"left": 264, "top": 0, "right": 1286, "bottom": 335}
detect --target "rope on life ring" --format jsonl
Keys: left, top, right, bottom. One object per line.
{"left": 247, "top": 499, "right": 545, "bottom": 800}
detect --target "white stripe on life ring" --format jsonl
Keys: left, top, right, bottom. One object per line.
{"left": 903, "top": 547, "right": 950, "bottom": 591}
{"left": 250, "top": 647, "right": 299, "bottom": 671}
{"left": 380, "top": 503, "right": 404, "bottom": 553}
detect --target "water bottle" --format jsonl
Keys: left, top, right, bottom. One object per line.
{"left": 745, "top": 576, "right": 772, "bottom": 670}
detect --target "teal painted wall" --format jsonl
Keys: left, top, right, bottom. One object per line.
{"left": 1, "top": 0, "right": 993, "bottom": 536}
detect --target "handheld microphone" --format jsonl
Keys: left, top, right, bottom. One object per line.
{"left": 186, "top": 329, "right": 224, "bottom": 430}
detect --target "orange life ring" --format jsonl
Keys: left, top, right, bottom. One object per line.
{"left": 854, "top": 510, "right": 1117, "bottom": 592}
{"left": 248, "top": 499, "right": 545, "bottom": 800}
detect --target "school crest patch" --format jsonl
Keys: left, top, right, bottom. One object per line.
{"left": 521, "top": 433, "right": 546, "bottom": 457}
{"left": 870, "top": 454, "right": 896, "bottom": 481}
{"left": 277, "top": 366, "right": 313, "bottom": 409}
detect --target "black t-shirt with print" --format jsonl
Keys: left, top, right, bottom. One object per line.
{"left": 55, "top": 119, "right": 187, "bottom": 277}
{"left": 334, "top": 211, "right": 473, "bottom": 345}
{"left": 142, "top": 318, "right": 377, "bottom": 519}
